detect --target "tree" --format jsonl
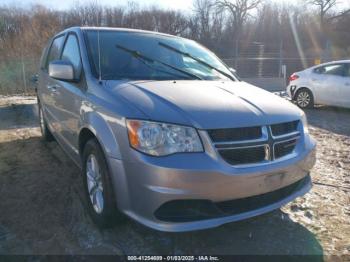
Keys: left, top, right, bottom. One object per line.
{"left": 215, "top": 0, "right": 261, "bottom": 34}
{"left": 308, "top": 0, "right": 350, "bottom": 30}
{"left": 193, "top": 0, "right": 213, "bottom": 42}
{"left": 214, "top": 0, "right": 261, "bottom": 55}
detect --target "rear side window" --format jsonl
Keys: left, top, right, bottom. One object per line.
{"left": 314, "top": 64, "right": 345, "bottom": 76}
{"left": 45, "top": 35, "right": 65, "bottom": 69}
{"left": 61, "top": 34, "right": 82, "bottom": 78}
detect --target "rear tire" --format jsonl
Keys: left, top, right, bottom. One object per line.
{"left": 295, "top": 89, "right": 314, "bottom": 109}
{"left": 38, "top": 102, "right": 54, "bottom": 142}
{"left": 82, "top": 138, "right": 124, "bottom": 228}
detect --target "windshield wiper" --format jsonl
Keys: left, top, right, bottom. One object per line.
{"left": 115, "top": 44, "right": 202, "bottom": 80}
{"left": 159, "top": 42, "right": 235, "bottom": 81}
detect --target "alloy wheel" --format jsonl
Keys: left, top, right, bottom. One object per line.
{"left": 296, "top": 91, "right": 311, "bottom": 108}
{"left": 86, "top": 154, "right": 104, "bottom": 214}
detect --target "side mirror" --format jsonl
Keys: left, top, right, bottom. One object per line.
{"left": 31, "top": 74, "right": 38, "bottom": 84}
{"left": 49, "top": 60, "right": 74, "bottom": 81}
{"left": 229, "top": 67, "right": 237, "bottom": 74}
{"left": 228, "top": 67, "right": 242, "bottom": 81}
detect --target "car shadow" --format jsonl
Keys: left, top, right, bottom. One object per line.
{"left": 113, "top": 210, "right": 323, "bottom": 257}
{"left": 0, "top": 103, "right": 38, "bottom": 130}
{"left": 0, "top": 135, "right": 324, "bottom": 257}
{"left": 304, "top": 105, "right": 350, "bottom": 137}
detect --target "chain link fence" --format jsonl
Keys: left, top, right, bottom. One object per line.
{"left": 0, "top": 57, "right": 39, "bottom": 96}
{"left": 0, "top": 44, "right": 327, "bottom": 95}
{"left": 221, "top": 41, "right": 325, "bottom": 91}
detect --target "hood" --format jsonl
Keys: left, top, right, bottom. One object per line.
{"left": 107, "top": 80, "right": 303, "bottom": 129}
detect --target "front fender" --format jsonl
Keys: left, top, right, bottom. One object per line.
{"left": 81, "top": 111, "right": 122, "bottom": 159}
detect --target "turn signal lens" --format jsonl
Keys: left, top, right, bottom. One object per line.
{"left": 126, "top": 120, "right": 141, "bottom": 148}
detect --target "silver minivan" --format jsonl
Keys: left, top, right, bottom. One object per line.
{"left": 37, "top": 27, "right": 316, "bottom": 232}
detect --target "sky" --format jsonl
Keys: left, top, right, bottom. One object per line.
{"left": 1, "top": 0, "right": 349, "bottom": 11}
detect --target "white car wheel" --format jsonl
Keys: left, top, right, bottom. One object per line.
{"left": 295, "top": 89, "right": 314, "bottom": 109}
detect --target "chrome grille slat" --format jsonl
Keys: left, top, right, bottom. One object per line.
{"left": 273, "top": 135, "right": 300, "bottom": 145}
{"left": 270, "top": 130, "right": 300, "bottom": 140}
{"left": 217, "top": 144, "right": 268, "bottom": 150}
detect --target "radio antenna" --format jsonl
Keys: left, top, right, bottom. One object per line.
{"left": 97, "top": 28, "right": 102, "bottom": 84}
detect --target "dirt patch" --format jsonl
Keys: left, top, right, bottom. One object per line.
{"left": 0, "top": 96, "right": 348, "bottom": 256}
{"left": 283, "top": 106, "right": 350, "bottom": 256}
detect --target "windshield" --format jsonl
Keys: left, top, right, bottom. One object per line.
{"left": 84, "top": 30, "right": 235, "bottom": 81}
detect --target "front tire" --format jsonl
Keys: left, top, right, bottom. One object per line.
{"left": 38, "top": 102, "right": 54, "bottom": 141}
{"left": 82, "top": 138, "right": 124, "bottom": 228}
{"left": 295, "top": 89, "right": 314, "bottom": 109}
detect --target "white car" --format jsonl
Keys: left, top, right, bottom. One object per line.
{"left": 287, "top": 60, "right": 350, "bottom": 109}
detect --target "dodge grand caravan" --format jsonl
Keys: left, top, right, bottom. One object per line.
{"left": 37, "top": 27, "right": 316, "bottom": 232}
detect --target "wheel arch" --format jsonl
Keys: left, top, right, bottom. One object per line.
{"left": 78, "top": 128, "right": 96, "bottom": 157}
{"left": 78, "top": 115, "right": 130, "bottom": 214}
{"left": 78, "top": 112, "right": 122, "bottom": 160}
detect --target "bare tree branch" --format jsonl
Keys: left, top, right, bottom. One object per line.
{"left": 214, "top": 0, "right": 261, "bottom": 32}
{"left": 307, "top": 0, "right": 348, "bottom": 29}
{"left": 328, "top": 8, "right": 350, "bottom": 20}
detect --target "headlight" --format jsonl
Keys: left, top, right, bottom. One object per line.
{"left": 126, "top": 119, "right": 204, "bottom": 156}
{"left": 301, "top": 112, "right": 309, "bottom": 133}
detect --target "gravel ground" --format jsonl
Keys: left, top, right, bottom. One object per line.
{"left": 0, "top": 96, "right": 349, "bottom": 257}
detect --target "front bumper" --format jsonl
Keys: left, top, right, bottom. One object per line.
{"left": 108, "top": 135, "right": 316, "bottom": 232}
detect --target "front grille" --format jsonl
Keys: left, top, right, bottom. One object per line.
{"left": 207, "top": 126, "right": 262, "bottom": 143}
{"left": 271, "top": 120, "right": 299, "bottom": 137}
{"left": 208, "top": 120, "right": 301, "bottom": 166}
{"left": 154, "top": 176, "right": 310, "bottom": 222}
{"left": 218, "top": 146, "right": 266, "bottom": 165}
